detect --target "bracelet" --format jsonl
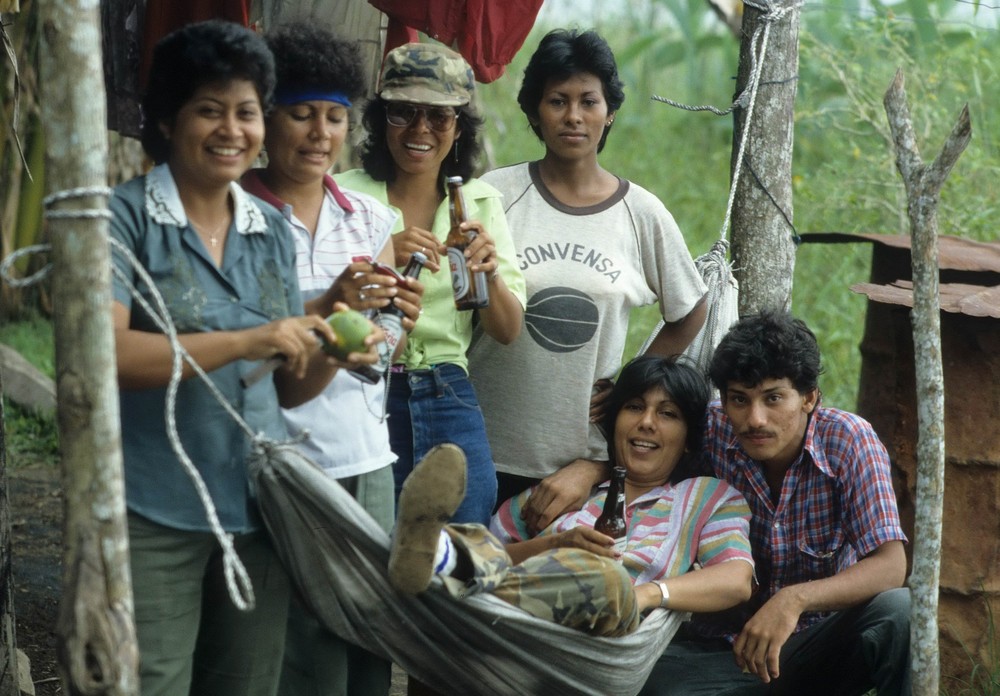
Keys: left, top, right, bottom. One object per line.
{"left": 657, "top": 581, "right": 670, "bottom": 608}
{"left": 488, "top": 268, "right": 500, "bottom": 284}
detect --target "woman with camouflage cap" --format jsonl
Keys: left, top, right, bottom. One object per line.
{"left": 337, "top": 44, "right": 526, "bottom": 526}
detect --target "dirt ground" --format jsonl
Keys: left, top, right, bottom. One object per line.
{"left": 8, "top": 461, "right": 63, "bottom": 696}
{"left": 6, "top": 461, "right": 410, "bottom": 696}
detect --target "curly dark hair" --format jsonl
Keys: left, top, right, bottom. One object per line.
{"left": 517, "top": 29, "right": 626, "bottom": 154}
{"left": 602, "top": 355, "right": 710, "bottom": 483}
{"left": 357, "top": 96, "right": 483, "bottom": 184}
{"left": 708, "top": 310, "right": 824, "bottom": 396}
{"left": 141, "top": 20, "right": 275, "bottom": 164}
{"left": 265, "top": 22, "right": 366, "bottom": 102}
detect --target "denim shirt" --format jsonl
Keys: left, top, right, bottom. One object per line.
{"left": 110, "top": 164, "right": 303, "bottom": 532}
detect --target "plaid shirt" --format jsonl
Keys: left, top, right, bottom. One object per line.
{"left": 691, "top": 401, "right": 907, "bottom": 640}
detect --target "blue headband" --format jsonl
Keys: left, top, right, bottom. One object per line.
{"left": 273, "top": 88, "right": 352, "bottom": 107}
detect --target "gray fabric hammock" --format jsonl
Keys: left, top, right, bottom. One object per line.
{"left": 250, "top": 440, "right": 687, "bottom": 696}
{"left": 243, "top": 237, "right": 736, "bottom": 696}
{"left": 97, "top": 213, "right": 692, "bottom": 696}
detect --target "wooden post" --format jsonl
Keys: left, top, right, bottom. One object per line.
{"left": 883, "top": 68, "right": 971, "bottom": 696}
{"left": 0, "top": 372, "right": 19, "bottom": 696}
{"left": 729, "top": 0, "right": 801, "bottom": 314}
{"left": 37, "top": 0, "right": 139, "bottom": 694}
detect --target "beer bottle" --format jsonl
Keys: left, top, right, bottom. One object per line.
{"left": 594, "top": 466, "right": 628, "bottom": 561}
{"left": 445, "top": 176, "right": 489, "bottom": 310}
{"left": 371, "top": 251, "right": 427, "bottom": 374}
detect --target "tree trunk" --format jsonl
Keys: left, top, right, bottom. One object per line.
{"left": 729, "top": 0, "right": 800, "bottom": 314}
{"left": 883, "top": 68, "right": 971, "bottom": 696}
{"left": 37, "top": 1, "right": 138, "bottom": 694}
{"left": 0, "top": 372, "right": 19, "bottom": 696}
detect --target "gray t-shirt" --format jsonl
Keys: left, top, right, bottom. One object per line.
{"left": 469, "top": 162, "right": 706, "bottom": 480}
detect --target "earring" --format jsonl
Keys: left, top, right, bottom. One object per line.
{"left": 453, "top": 141, "right": 459, "bottom": 163}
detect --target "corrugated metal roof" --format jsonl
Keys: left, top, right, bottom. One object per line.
{"left": 801, "top": 232, "right": 1000, "bottom": 274}
{"left": 851, "top": 280, "right": 1000, "bottom": 318}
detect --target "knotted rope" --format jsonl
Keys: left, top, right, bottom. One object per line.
{"left": 639, "top": 0, "right": 801, "bottom": 361}
{"left": 651, "top": 0, "right": 802, "bottom": 247}
{"left": 1, "top": 185, "right": 266, "bottom": 611}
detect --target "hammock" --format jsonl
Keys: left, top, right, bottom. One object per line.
{"left": 250, "top": 440, "right": 688, "bottom": 696}
{"left": 2, "top": 7, "right": 799, "bottom": 690}
{"left": 638, "top": 237, "right": 739, "bottom": 373}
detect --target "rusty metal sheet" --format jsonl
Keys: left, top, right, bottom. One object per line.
{"left": 803, "top": 232, "right": 1000, "bottom": 274}
{"left": 851, "top": 280, "right": 1000, "bottom": 318}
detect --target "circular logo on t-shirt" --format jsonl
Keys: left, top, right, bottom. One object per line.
{"left": 525, "top": 287, "right": 599, "bottom": 353}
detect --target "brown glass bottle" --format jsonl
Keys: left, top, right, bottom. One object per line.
{"left": 445, "top": 176, "right": 489, "bottom": 310}
{"left": 594, "top": 466, "right": 628, "bottom": 561}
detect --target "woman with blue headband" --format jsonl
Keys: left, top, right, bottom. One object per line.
{"left": 241, "top": 22, "right": 423, "bottom": 696}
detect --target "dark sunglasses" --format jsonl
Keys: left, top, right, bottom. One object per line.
{"left": 385, "top": 102, "right": 457, "bottom": 132}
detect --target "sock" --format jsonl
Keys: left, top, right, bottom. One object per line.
{"left": 432, "top": 531, "right": 457, "bottom": 576}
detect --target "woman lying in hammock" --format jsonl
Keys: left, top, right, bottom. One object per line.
{"left": 388, "top": 355, "right": 754, "bottom": 637}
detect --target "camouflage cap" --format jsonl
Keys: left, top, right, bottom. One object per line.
{"left": 378, "top": 42, "right": 475, "bottom": 107}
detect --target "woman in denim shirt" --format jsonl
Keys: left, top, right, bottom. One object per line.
{"left": 109, "top": 21, "right": 378, "bottom": 696}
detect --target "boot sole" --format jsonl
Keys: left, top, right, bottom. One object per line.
{"left": 389, "top": 443, "right": 467, "bottom": 594}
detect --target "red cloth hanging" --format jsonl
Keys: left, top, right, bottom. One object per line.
{"left": 369, "top": 0, "right": 543, "bottom": 83}
{"left": 140, "top": 0, "right": 250, "bottom": 88}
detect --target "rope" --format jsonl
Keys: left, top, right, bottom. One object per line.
{"left": 43, "top": 186, "right": 113, "bottom": 205}
{"left": 0, "top": 245, "right": 51, "bottom": 287}
{"left": 721, "top": 1, "right": 800, "bottom": 243}
{"left": 0, "top": 187, "right": 115, "bottom": 286}
{"left": 650, "top": 0, "right": 802, "bottom": 244}
{"left": 43, "top": 186, "right": 115, "bottom": 219}
{"left": 108, "top": 237, "right": 257, "bottom": 610}
{"left": 1, "top": 189, "right": 262, "bottom": 610}
{"left": 638, "top": 2, "right": 802, "bottom": 362}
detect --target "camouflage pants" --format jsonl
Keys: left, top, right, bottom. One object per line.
{"left": 439, "top": 524, "right": 640, "bottom": 637}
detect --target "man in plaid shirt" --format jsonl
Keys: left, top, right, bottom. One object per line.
{"left": 641, "top": 311, "right": 910, "bottom": 695}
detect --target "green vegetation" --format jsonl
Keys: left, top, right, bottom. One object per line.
{"left": 1, "top": 3, "right": 998, "bottom": 689}
{"left": 0, "top": 311, "right": 58, "bottom": 466}
{"left": 0, "top": 310, "right": 55, "bottom": 378}
{"left": 2, "top": 398, "right": 59, "bottom": 465}
{"left": 476, "top": 6, "right": 999, "bottom": 409}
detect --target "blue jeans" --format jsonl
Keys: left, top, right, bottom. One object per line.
{"left": 387, "top": 363, "right": 497, "bottom": 525}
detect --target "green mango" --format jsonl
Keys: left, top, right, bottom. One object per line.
{"left": 323, "top": 308, "right": 374, "bottom": 360}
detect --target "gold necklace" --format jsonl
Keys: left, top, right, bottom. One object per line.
{"left": 191, "top": 219, "right": 229, "bottom": 248}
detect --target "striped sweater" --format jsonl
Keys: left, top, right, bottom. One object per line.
{"left": 490, "top": 476, "right": 753, "bottom": 584}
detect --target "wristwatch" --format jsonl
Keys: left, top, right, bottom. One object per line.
{"left": 657, "top": 581, "right": 670, "bottom": 608}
